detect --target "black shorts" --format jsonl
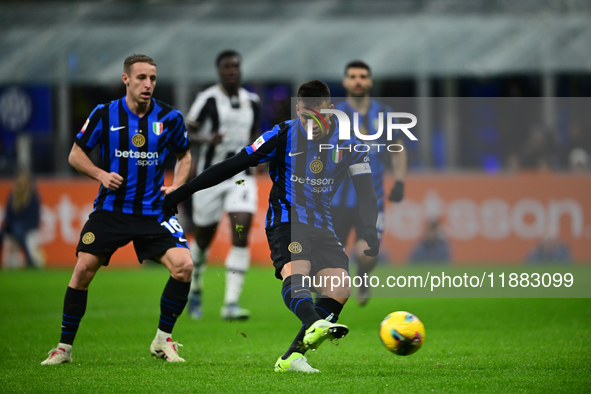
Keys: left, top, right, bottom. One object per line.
{"left": 266, "top": 223, "right": 349, "bottom": 280}
{"left": 76, "top": 210, "right": 189, "bottom": 265}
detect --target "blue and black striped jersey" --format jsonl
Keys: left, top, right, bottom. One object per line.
{"left": 331, "top": 99, "right": 402, "bottom": 212}
{"left": 241, "top": 117, "right": 371, "bottom": 231}
{"left": 75, "top": 96, "right": 190, "bottom": 216}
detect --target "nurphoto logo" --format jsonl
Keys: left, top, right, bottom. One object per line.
{"left": 304, "top": 108, "right": 418, "bottom": 153}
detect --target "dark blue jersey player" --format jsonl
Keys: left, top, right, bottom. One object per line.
{"left": 331, "top": 60, "right": 407, "bottom": 306}
{"left": 163, "top": 80, "right": 380, "bottom": 373}
{"left": 41, "top": 54, "right": 193, "bottom": 365}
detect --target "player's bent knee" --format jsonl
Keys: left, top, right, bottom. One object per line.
{"left": 181, "top": 260, "right": 193, "bottom": 280}
{"left": 168, "top": 259, "right": 192, "bottom": 282}
{"left": 318, "top": 283, "right": 351, "bottom": 300}
{"left": 331, "top": 285, "right": 351, "bottom": 300}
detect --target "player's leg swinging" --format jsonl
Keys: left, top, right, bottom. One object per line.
{"left": 274, "top": 262, "right": 349, "bottom": 373}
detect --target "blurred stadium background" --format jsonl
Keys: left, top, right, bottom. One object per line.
{"left": 1, "top": 0, "right": 590, "bottom": 267}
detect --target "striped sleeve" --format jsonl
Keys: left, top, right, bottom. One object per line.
{"left": 75, "top": 104, "right": 105, "bottom": 152}
{"left": 168, "top": 110, "right": 190, "bottom": 153}
{"left": 241, "top": 124, "right": 280, "bottom": 166}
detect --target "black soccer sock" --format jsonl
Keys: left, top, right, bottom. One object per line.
{"left": 282, "top": 324, "right": 307, "bottom": 359}
{"left": 282, "top": 297, "right": 345, "bottom": 359}
{"left": 313, "top": 297, "right": 343, "bottom": 323}
{"left": 158, "top": 276, "right": 190, "bottom": 334}
{"left": 60, "top": 287, "right": 88, "bottom": 346}
{"left": 281, "top": 274, "right": 320, "bottom": 329}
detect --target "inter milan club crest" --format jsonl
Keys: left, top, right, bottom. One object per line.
{"left": 309, "top": 158, "right": 323, "bottom": 173}
{"left": 153, "top": 122, "right": 164, "bottom": 136}
{"left": 82, "top": 232, "right": 95, "bottom": 245}
{"left": 132, "top": 133, "right": 145, "bottom": 147}
{"left": 332, "top": 150, "right": 343, "bottom": 163}
{"left": 288, "top": 242, "right": 302, "bottom": 254}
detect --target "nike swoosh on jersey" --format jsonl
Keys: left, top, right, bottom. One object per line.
{"left": 111, "top": 125, "right": 126, "bottom": 131}
{"left": 288, "top": 151, "right": 303, "bottom": 157}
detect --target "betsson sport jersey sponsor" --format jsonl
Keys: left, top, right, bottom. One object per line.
{"left": 241, "top": 117, "right": 371, "bottom": 231}
{"left": 75, "top": 96, "right": 190, "bottom": 217}
{"left": 331, "top": 99, "right": 402, "bottom": 212}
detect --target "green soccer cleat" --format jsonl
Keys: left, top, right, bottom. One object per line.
{"left": 274, "top": 352, "right": 320, "bottom": 373}
{"left": 303, "top": 319, "right": 349, "bottom": 351}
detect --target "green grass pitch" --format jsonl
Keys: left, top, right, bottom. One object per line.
{"left": 0, "top": 265, "right": 590, "bottom": 393}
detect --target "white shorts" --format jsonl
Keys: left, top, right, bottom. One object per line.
{"left": 191, "top": 173, "right": 258, "bottom": 226}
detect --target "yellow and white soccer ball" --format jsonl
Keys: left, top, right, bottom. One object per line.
{"left": 379, "top": 311, "right": 425, "bottom": 356}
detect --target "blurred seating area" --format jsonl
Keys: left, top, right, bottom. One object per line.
{"left": 2, "top": 0, "right": 591, "bottom": 176}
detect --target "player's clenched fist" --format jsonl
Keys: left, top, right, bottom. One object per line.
{"left": 100, "top": 172, "right": 123, "bottom": 190}
{"left": 388, "top": 180, "right": 404, "bottom": 202}
{"left": 363, "top": 225, "right": 380, "bottom": 257}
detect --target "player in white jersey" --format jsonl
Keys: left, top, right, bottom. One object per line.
{"left": 185, "top": 50, "right": 261, "bottom": 320}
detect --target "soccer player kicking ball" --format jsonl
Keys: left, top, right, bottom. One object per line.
{"left": 163, "top": 80, "right": 379, "bottom": 373}
{"left": 41, "top": 54, "right": 193, "bottom": 365}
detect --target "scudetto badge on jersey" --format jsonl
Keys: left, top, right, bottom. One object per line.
{"left": 251, "top": 136, "right": 265, "bottom": 151}
{"left": 153, "top": 122, "right": 164, "bottom": 136}
{"left": 332, "top": 150, "right": 343, "bottom": 163}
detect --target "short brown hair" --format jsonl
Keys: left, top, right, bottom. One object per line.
{"left": 123, "top": 54, "right": 156, "bottom": 74}
{"left": 297, "top": 80, "right": 330, "bottom": 108}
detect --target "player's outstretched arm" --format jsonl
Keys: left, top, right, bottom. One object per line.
{"left": 351, "top": 173, "right": 380, "bottom": 257}
{"left": 68, "top": 143, "right": 123, "bottom": 191}
{"left": 388, "top": 139, "right": 407, "bottom": 202}
{"left": 162, "top": 152, "right": 250, "bottom": 216}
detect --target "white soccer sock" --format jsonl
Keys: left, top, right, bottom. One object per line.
{"left": 190, "top": 239, "right": 207, "bottom": 294}
{"left": 155, "top": 328, "right": 171, "bottom": 342}
{"left": 58, "top": 343, "right": 72, "bottom": 353}
{"left": 224, "top": 246, "right": 250, "bottom": 305}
